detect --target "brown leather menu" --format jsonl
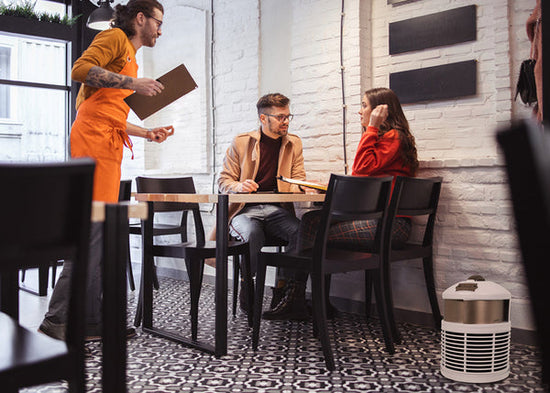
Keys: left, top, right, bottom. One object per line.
{"left": 124, "top": 64, "right": 198, "bottom": 120}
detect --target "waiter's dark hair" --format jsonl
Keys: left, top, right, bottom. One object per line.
{"left": 111, "top": 0, "right": 164, "bottom": 37}
{"left": 257, "top": 93, "right": 290, "bottom": 116}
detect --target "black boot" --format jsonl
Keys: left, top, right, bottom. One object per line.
{"left": 262, "top": 279, "right": 308, "bottom": 321}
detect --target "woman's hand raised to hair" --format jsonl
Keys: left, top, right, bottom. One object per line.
{"left": 368, "top": 104, "right": 388, "bottom": 129}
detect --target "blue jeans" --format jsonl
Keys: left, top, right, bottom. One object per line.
{"left": 229, "top": 204, "right": 300, "bottom": 277}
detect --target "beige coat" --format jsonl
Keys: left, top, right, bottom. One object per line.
{"left": 209, "top": 129, "right": 306, "bottom": 240}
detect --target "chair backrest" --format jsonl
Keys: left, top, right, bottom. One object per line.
{"left": 497, "top": 119, "right": 550, "bottom": 386}
{"left": 135, "top": 176, "right": 205, "bottom": 243}
{"left": 313, "top": 174, "right": 393, "bottom": 261}
{"left": 119, "top": 179, "right": 132, "bottom": 202}
{"left": 387, "top": 176, "right": 443, "bottom": 248}
{"left": 0, "top": 158, "right": 94, "bottom": 345}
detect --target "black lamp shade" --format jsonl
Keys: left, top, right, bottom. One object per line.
{"left": 87, "top": 1, "right": 115, "bottom": 31}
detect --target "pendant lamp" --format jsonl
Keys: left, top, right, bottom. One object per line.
{"left": 87, "top": 0, "right": 115, "bottom": 31}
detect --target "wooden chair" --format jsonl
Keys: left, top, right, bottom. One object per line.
{"left": 253, "top": 174, "right": 394, "bottom": 371}
{"left": 366, "top": 176, "right": 443, "bottom": 343}
{"left": 0, "top": 159, "right": 94, "bottom": 392}
{"left": 134, "top": 177, "right": 252, "bottom": 351}
{"left": 119, "top": 179, "right": 136, "bottom": 291}
{"left": 496, "top": 119, "right": 550, "bottom": 386}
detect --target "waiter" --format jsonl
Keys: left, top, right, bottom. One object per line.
{"left": 39, "top": 0, "right": 173, "bottom": 341}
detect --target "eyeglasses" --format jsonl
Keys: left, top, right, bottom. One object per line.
{"left": 263, "top": 113, "right": 294, "bottom": 122}
{"left": 148, "top": 15, "right": 163, "bottom": 29}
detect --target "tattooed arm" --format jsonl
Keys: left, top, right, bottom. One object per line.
{"left": 85, "top": 66, "right": 164, "bottom": 96}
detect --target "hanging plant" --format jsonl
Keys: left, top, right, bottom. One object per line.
{"left": 0, "top": 1, "right": 80, "bottom": 26}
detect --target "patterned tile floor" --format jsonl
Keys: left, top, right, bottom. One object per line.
{"left": 21, "top": 277, "right": 548, "bottom": 393}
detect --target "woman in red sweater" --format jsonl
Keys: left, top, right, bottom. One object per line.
{"left": 263, "top": 87, "right": 419, "bottom": 320}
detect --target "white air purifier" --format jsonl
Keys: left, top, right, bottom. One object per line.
{"left": 440, "top": 275, "right": 511, "bottom": 383}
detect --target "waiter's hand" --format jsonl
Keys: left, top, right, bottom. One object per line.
{"left": 238, "top": 179, "right": 259, "bottom": 193}
{"left": 133, "top": 77, "right": 164, "bottom": 96}
{"left": 148, "top": 126, "right": 174, "bottom": 143}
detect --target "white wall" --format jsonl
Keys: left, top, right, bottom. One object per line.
{"left": 122, "top": 0, "right": 539, "bottom": 330}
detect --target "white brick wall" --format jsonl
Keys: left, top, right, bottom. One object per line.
{"left": 122, "top": 0, "right": 539, "bottom": 330}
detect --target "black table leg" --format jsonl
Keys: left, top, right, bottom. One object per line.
{"left": 102, "top": 204, "right": 128, "bottom": 393}
{"left": 215, "top": 194, "right": 228, "bottom": 357}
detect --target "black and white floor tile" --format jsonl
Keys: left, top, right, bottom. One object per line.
{"left": 22, "top": 277, "right": 548, "bottom": 392}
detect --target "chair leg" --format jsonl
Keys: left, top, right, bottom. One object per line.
{"left": 381, "top": 260, "right": 401, "bottom": 345}
{"left": 423, "top": 255, "right": 442, "bottom": 330}
{"left": 252, "top": 260, "right": 267, "bottom": 350}
{"left": 311, "top": 271, "right": 335, "bottom": 371}
{"left": 240, "top": 249, "right": 254, "bottom": 328}
{"left": 373, "top": 272, "right": 395, "bottom": 355}
{"left": 232, "top": 255, "right": 240, "bottom": 317}
{"left": 152, "top": 259, "right": 160, "bottom": 290}
{"left": 126, "top": 238, "right": 136, "bottom": 291}
{"left": 51, "top": 261, "right": 58, "bottom": 288}
{"left": 185, "top": 257, "right": 205, "bottom": 341}
{"left": 133, "top": 275, "right": 143, "bottom": 327}
{"left": 364, "top": 270, "right": 373, "bottom": 317}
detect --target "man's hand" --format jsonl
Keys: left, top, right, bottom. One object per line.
{"left": 238, "top": 179, "right": 259, "bottom": 193}
{"left": 132, "top": 78, "right": 164, "bottom": 96}
{"left": 148, "top": 126, "right": 174, "bottom": 143}
{"left": 368, "top": 104, "right": 388, "bottom": 128}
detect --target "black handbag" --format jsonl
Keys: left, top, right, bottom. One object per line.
{"left": 515, "top": 59, "right": 537, "bottom": 105}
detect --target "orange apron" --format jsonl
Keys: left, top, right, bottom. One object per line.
{"left": 70, "top": 46, "right": 137, "bottom": 202}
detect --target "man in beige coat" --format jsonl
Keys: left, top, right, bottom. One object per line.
{"left": 217, "top": 93, "right": 307, "bottom": 319}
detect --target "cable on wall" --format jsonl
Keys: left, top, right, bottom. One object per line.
{"left": 339, "top": 0, "right": 348, "bottom": 174}
{"left": 207, "top": 0, "right": 217, "bottom": 213}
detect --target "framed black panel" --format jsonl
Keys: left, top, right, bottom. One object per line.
{"left": 389, "top": 60, "right": 477, "bottom": 104}
{"left": 389, "top": 5, "right": 476, "bottom": 55}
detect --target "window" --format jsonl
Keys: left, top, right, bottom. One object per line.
{"left": 0, "top": 0, "right": 72, "bottom": 162}
{"left": 0, "top": 33, "right": 70, "bottom": 162}
{"left": 0, "top": 46, "right": 11, "bottom": 119}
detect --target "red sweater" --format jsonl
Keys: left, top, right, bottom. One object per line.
{"left": 351, "top": 126, "right": 413, "bottom": 178}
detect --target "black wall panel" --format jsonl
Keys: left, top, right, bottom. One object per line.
{"left": 390, "top": 60, "right": 477, "bottom": 104}
{"left": 389, "top": 5, "right": 476, "bottom": 55}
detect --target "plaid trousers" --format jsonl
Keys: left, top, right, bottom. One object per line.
{"left": 297, "top": 209, "right": 411, "bottom": 252}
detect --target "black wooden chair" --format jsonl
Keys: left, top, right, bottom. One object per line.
{"left": 253, "top": 174, "right": 394, "bottom": 371}
{"left": 133, "top": 177, "right": 252, "bottom": 349}
{"left": 365, "top": 176, "right": 443, "bottom": 343}
{"left": 119, "top": 179, "right": 136, "bottom": 291}
{"left": 0, "top": 159, "right": 94, "bottom": 392}
{"left": 497, "top": 119, "right": 550, "bottom": 387}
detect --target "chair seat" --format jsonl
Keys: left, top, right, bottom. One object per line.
{"left": 129, "top": 222, "right": 183, "bottom": 236}
{"left": 263, "top": 247, "right": 381, "bottom": 274}
{"left": 390, "top": 243, "right": 432, "bottom": 261}
{"left": 0, "top": 313, "right": 68, "bottom": 374}
{"left": 153, "top": 240, "right": 248, "bottom": 258}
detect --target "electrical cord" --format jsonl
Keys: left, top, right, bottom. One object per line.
{"left": 340, "top": 0, "right": 348, "bottom": 174}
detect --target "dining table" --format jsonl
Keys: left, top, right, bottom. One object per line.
{"left": 134, "top": 192, "right": 325, "bottom": 357}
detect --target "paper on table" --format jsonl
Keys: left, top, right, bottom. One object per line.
{"left": 124, "top": 64, "right": 198, "bottom": 120}
{"left": 277, "top": 175, "right": 328, "bottom": 192}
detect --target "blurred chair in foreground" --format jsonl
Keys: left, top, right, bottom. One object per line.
{"left": 0, "top": 159, "right": 94, "bottom": 392}
{"left": 497, "top": 119, "right": 550, "bottom": 387}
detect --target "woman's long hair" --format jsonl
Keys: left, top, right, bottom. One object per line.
{"left": 364, "top": 87, "right": 419, "bottom": 175}
{"left": 111, "top": 0, "right": 164, "bottom": 38}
